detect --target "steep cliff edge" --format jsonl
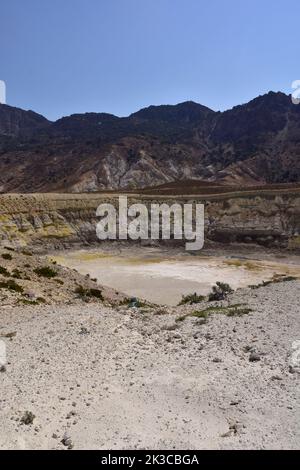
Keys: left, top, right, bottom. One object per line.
{"left": 1, "top": 190, "right": 300, "bottom": 250}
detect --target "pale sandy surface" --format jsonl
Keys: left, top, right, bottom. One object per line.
{"left": 52, "top": 246, "right": 300, "bottom": 305}
{"left": 0, "top": 280, "right": 299, "bottom": 449}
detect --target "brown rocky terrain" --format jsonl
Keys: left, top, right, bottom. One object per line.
{"left": 0, "top": 91, "right": 300, "bottom": 192}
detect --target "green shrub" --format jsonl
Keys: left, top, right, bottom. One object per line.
{"left": 190, "top": 310, "right": 209, "bottom": 319}
{"left": 175, "top": 315, "right": 186, "bottom": 322}
{"left": 249, "top": 275, "right": 298, "bottom": 289}
{"left": 34, "top": 266, "right": 57, "bottom": 278}
{"left": 178, "top": 292, "right": 206, "bottom": 305}
{"left": 226, "top": 307, "right": 252, "bottom": 316}
{"left": 208, "top": 282, "right": 233, "bottom": 301}
{"left": 176, "top": 304, "right": 251, "bottom": 322}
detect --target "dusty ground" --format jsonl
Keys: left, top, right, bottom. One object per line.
{"left": 0, "top": 247, "right": 125, "bottom": 307}
{"left": 0, "top": 277, "right": 299, "bottom": 449}
{"left": 51, "top": 245, "right": 300, "bottom": 305}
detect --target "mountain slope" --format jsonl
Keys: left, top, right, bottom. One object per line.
{"left": 0, "top": 92, "right": 299, "bottom": 192}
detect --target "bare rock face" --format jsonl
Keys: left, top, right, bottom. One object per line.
{"left": 0, "top": 92, "right": 300, "bottom": 192}
{"left": 0, "top": 191, "right": 299, "bottom": 250}
{"left": 0, "top": 103, "right": 49, "bottom": 138}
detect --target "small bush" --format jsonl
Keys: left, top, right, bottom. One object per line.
{"left": 0, "top": 279, "right": 24, "bottom": 293}
{"left": 2, "top": 253, "right": 12, "bottom": 260}
{"left": 34, "top": 266, "right": 57, "bottom": 278}
{"left": 190, "top": 310, "right": 209, "bottom": 319}
{"left": 18, "top": 297, "right": 46, "bottom": 305}
{"left": 4, "top": 246, "right": 14, "bottom": 251}
{"left": 179, "top": 292, "right": 206, "bottom": 305}
{"left": 226, "top": 307, "right": 252, "bottom": 316}
{"left": 75, "top": 285, "right": 103, "bottom": 300}
{"left": 0, "top": 266, "right": 10, "bottom": 277}
{"left": 12, "top": 268, "right": 22, "bottom": 279}
{"left": 119, "top": 297, "right": 147, "bottom": 308}
{"left": 54, "top": 279, "right": 64, "bottom": 285}
{"left": 20, "top": 411, "right": 35, "bottom": 425}
{"left": 208, "top": 282, "right": 233, "bottom": 301}
{"left": 75, "top": 285, "right": 89, "bottom": 297}
{"left": 249, "top": 275, "right": 298, "bottom": 289}
{"left": 175, "top": 315, "right": 187, "bottom": 323}
{"left": 89, "top": 288, "right": 103, "bottom": 299}
{"left": 18, "top": 299, "right": 39, "bottom": 305}
{"left": 176, "top": 303, "right": 251, "bottom": 322}
{"left": 21, "top": 250, "right": 33, "bottom": 256}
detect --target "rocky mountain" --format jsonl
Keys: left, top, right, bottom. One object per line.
{"left": 0, "top": 104, "right": 49, "bottom": 138}
{"left": 0, "top": 91, "right": 299, "bottom": 192}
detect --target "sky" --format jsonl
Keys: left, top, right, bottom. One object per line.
{"left": 1, "top": 0, "right": 299, "bottom": 121}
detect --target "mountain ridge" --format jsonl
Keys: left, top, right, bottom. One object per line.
{"left": 0, "top": 91, "right": 299, "bottom": 192}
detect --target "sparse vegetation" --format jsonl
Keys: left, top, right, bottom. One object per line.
{"left": 0, "top": 265, "right": 10, "bottom": 277}
{"left": 20, "top": 411, "right": 35, "bottom": 425}
{"left": 226, "top": 306, "right": 252, "bottom": 316}
{"left": 34, "top": 266, "right": 57, "bottom": 278}
{"left": 12, "top": 268, "right": 22, "bottom": 279}
{"left": 249, "top": 275, "right": 298, "bottom": 289}
{"left": 89, "top": 288, "right": 104, "bottom": 299}
{"left": 176, "top": 303, "right": 251, "bottom": 322}
{"left": 74, "top": 285, "right": 89, "bottom": 297}
{"left": 21, "top": 250, "right": 33, "bottom": 256}
{"left": 119, "top": 297, "right": 147, "bottom": 308}
{"left": 75, "top": 285, "right": 103, "bottom": 300}
{"left": 2, "top": 253, "right": 12, "bottom": 260}
{"left": 0, "top": 279, "right": 24, "bottom": 293}
{"left": 18, "top": 297, "right": 46, "bottom": 305}
{"left": 190, "top": 310, "right": 209, "bottom": 319}
{"left": 208, "top": 282, "right": 233, "bottom": 301}
{"left": 175, "top": 315, "right": 186, "bottom": 323}
{"left": 178, "top": 292, "right": 206, "bottom": 305}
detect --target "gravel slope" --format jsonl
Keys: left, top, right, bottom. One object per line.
{"left": 0, "top": 281, "right": 299, "bottom": 449}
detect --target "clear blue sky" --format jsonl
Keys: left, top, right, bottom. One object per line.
{"left": 1, "top": 0, "right": 299, "bottom": 121}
